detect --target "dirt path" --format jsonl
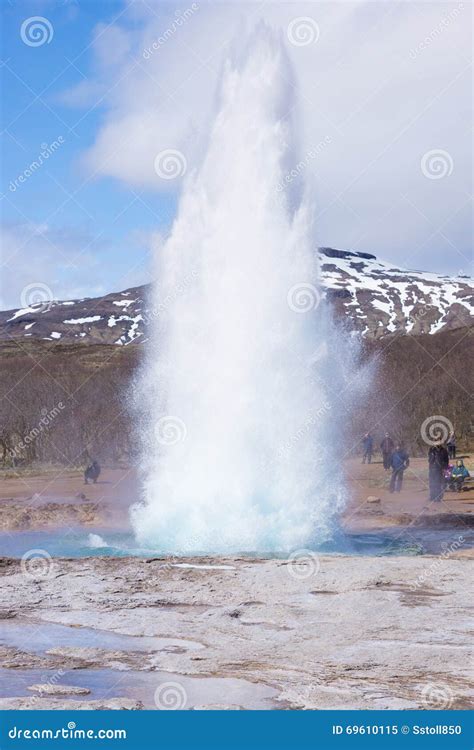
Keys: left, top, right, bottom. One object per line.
{"left": 342, "top": 454, "right": 474, "bottom": 532}
{"left": 0, "top": 455, "right": 473, "bottom": 532}
{"left": 0, "top": 467, "right": 137, "bottom": 531}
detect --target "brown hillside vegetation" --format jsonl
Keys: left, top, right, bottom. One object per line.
{"left": 0, "top": 326, "right": 472, "bottom": 468}
{"left": 357, "top": 325, "right": 473, "bottom": 452}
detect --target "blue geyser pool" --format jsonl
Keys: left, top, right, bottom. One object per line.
{"left": 1, "top": 527, "right": 470, "bottom": 559}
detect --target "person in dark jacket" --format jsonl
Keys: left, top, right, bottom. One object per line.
{"left": 428, "top": 442, "right": 449, "bottom": 502}
{"left": 446, "top": 431, "right": 456, "bottom": 460}
{"left": 389, "top": 444, "right": 410, "bottom": 493}
{"left": 362, "top": 433, "right": 374, "bottom": 464}
{"left": 380, "top": 433, "right": 394, "bottom": 471}
{"left": 84, "top": 460, "right": 101, "bottom": 485}
{"left": 448, "top": 460, "right": 470, "bottom": 492}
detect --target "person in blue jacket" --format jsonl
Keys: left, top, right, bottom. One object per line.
{"left": 448, "top": 460, "right": 470, "bottom": 492}
{"left": 389, "top": 444, "right": 410, "bottom": 493}
{"left": 362, "top": 433, "right": 374, "bottom": 464}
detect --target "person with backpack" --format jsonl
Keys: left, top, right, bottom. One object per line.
{"left": 389, "top": 444, "right": 410, "bottom": 493}
{"left": 428, "top": 442, "right": 449, "bottom": 502}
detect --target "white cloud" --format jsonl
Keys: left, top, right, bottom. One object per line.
{"left": 61, "top": 0, "right": 471, "bottom": 274}
{"left": 0, "top": 223, "right": 150, "bottom": 310}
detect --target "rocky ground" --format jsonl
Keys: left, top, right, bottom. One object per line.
{"left": 0, "top": 457, "right": 472, "bottom": 711}
{"left": 0, "top": 553, "right": 472, "bottom": 711}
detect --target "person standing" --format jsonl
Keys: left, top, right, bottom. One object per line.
{"left": 389, "top": 444, "right": 410, "bottom": 493}
{"left": 447, "top": 431, "right": 456, "bottom": 460}
{"left": 380, "top": 432, "right": 394, "bottom": 471}
{"left": 362, "top": 433, "right": 374, "bottom": 464}
{"left": 428, "top": 441, "right": 449, "bottom": 502}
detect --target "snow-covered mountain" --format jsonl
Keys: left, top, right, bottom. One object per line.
{"left": 320, "top": 248, "right": 472, "bottom": 337}
{"left": 1, "top": 248, "right": 472, "bottom": 346}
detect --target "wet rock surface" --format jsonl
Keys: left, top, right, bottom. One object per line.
{"left": 28, "top": 684, "right": 91, "bottom": 695}
{"left": 0, "top": 555, "right": 472, "bottom": 710}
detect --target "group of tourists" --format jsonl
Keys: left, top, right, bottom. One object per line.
{"left": 361, "top": 430, "right": 470, "bottom": 502}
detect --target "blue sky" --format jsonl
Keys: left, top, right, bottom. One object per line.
{"left": 1, "top": 0, "right": 178, "bottom": 307}
{"left": 1, "top": 0, "right": 472, "bottom": 309}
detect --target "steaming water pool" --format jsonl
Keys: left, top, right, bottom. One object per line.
{"left": 1, "top": 527, "right": 471, "bottom": 558}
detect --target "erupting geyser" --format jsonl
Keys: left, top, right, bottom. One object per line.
{"left": 132, "top": 24, "right": 348, "bottom": 553}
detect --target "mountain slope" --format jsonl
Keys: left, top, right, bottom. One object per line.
{"left": 1, "top": 248, "right": 472, "bottom": 345}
